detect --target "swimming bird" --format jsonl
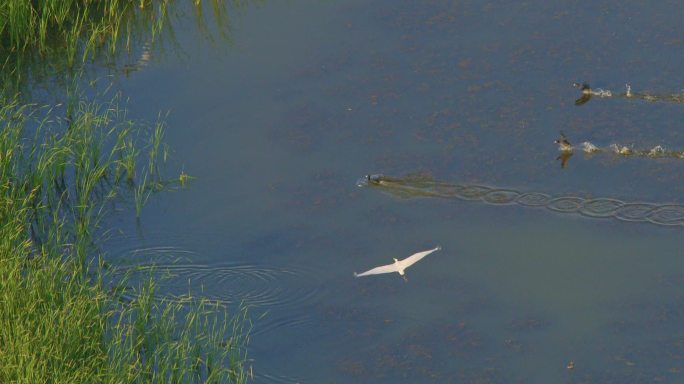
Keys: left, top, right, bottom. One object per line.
{"left": 573, "top": 82, "right": 592, "bottom": 95}
{"left": 555, "top": 131, "right": 573, "bottom": 152}
{"left": 573, "top": 82, "right": 614, "bottom": 105}
{"left": 354, "top": 246, "right": 441, "bottom": 281}
{"left": 555, "top": 131, "right": 574, "bottom": 168}
{"left": 573, "top": 82, "right": 592, "bottom": 105}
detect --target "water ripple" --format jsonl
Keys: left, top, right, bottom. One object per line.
{"left": 360, "top": 174, "right": 684, "bottom": 228}
{"left": 251, "top": 371, "right": 306, "bottom": 384}
{"left": 251, "top": 314, "right": 317, "bottom": 337}
{"left": 122, "top": 261, "right": 323, "bottom": 309}
{"left": 105, "top": 234, "right": 326, "bottom": 338}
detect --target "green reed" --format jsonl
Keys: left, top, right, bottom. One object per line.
{"left": 0, "top": 94, "right": 248, "bottom": 383}
{"left": 0, "top": 0, "right": 240, "bottom": 97}
{"left": 0, "top": 0, "right": 169, "bottom": 66}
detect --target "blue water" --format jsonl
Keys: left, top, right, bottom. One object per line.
{"left": 100, "top": 1, "right": 684, "bottom": 382}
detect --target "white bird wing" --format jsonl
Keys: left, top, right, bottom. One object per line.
{"left": 397, "top": 246, "right": 441, "bottom": 270}
{"left": 354, "top": 263, "right": 398, "bottom": 277}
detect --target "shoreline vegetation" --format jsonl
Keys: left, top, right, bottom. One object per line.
{"left": 1, "top": 0, "right": 169, "bottom": 95}
{"left": 0, "top": 0, "right": 235, "bottom": 96}
{"left": 1, "top": 1, "right": 250, "bottom": 383}
{"left": 0, "top": 91, "right": 249, "bottom": 383}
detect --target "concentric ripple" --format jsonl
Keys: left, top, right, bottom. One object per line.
{"left": 104, "top": 232, "right": 326, "bottom": 338}
{"left": 121, "top": 261, "right": 323, "bottom": 309}
{"left": 251, "top": 371, "right": 307, "bottom": 384}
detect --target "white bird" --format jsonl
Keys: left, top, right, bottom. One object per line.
{"left": 354, "top": 246, "right": 441, "bottom": 280}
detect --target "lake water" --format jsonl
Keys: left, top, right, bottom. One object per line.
{"left": 99, "top": 1, "right": 684, "bottom": 382}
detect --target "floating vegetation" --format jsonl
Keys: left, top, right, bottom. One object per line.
{"left": 0, "top": 93, "right": 249, "bottom": 383}
{"left": 554, "top": 131, "right": 684, "bottom": 168}
{"left": 359, "top": 174, "right": 684, "bottom": 228}
{"left": 573, "top": 82, "right": 684, "bottom": 105}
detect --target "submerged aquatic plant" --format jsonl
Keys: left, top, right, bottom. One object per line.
{"left": 0, "top": 94, "right": 249, "bottom": 383}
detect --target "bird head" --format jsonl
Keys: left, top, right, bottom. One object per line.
{"left": 573, "top": 82, "right": 591, "bottom": 94}
{"left": 555, "top": 131, "right": 572, "bottom": 151}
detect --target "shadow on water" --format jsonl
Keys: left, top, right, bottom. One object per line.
{"left": 360, "top": 173, "right": 684, "bottom": 227}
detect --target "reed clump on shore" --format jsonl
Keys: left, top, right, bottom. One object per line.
{"left": 0, "top": 93, "right": 249, "bottom": 383}
{"left": 1, "top": 0, "right": 238, "bottom": 97}
{"left": 0, "top": 0, "right": 172, "bottom": 96}
{"left": 0, "top": 0, "right": 170, "bottom": 65}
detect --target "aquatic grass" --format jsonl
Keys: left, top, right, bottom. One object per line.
{"left": 105, "top": 275, "right": 250, "bottom": 383}
{"left": 134, "top": 170, "right": 151, "bottom": 218}
{"left": 147, "top": 114, "right": 167, "bottom": 180}
{"left": 0, "top": 1, "right": 169, "bottom": 64}
{"left": 0, "top": 0, "right": 172, "bottom": 97}
{"left": 120, "top": 136, "right": 139, "bottom": 184}
{"left": 179, "top": 169, "right": 194, "bottom": 188}
{"left": 0, "top": 93, "right": 249, "bottom": 383}
{"left": 0, "top": 0, "right": 242, "bottom": 97}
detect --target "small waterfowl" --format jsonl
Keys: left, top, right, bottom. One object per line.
{"left": 555, "top": 131, "right": 573, "bottom": 152}
{"left": 573, "top": 82, "right": 592, "bottom": 95}
{"left": 573, "top": 82, "right": 592, "bottom": 105}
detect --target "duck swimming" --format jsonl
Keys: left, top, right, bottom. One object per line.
{"left": 573, "top": 82, "right": 615, "bottom": 105}
{"left": 554, "top": 131, "right": 684, "bottom": 161}
{"left": 573, "top": 82, "right": 684, "bottom": 104}
{"left": 554, "top": 131, "right": 573, "bottom": 152}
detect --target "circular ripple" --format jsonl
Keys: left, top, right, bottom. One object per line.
{"left": 360, "top": 175, "right": 684, "bottom": 229}
{"left": 614, "top": 203, "right": 658, "bottom": 223}
{"left": 455, "top": 185, "right": 492, "bottom": 200}
{"left": 251, "top": 312, "right": 318, "bottom": 337}
{"left": 648, "top": 205, "right": 684, "bottom": 226}
{"left": 515, "top": 192, "right": 552, "bottom": 207}
{"left": 579, "top": 198, "right": 624, "bottom": 218}
{"left": 103, "top": 231, "right": 205, "bottom": 265}
{"left": 252, "top": 371, "right": 307, "bottom": 384}
{"left": 546, "top": 197, "right": 583, "bottom": 213}
{"left": 124, "top": 262, "right": 324, "bottom": 310}
{"left": 482, "top": 189, "right": 520, "bottom": 205}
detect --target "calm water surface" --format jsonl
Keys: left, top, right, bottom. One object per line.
{"left": 104, "top": 1, "right": 684, "bottom": 382}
